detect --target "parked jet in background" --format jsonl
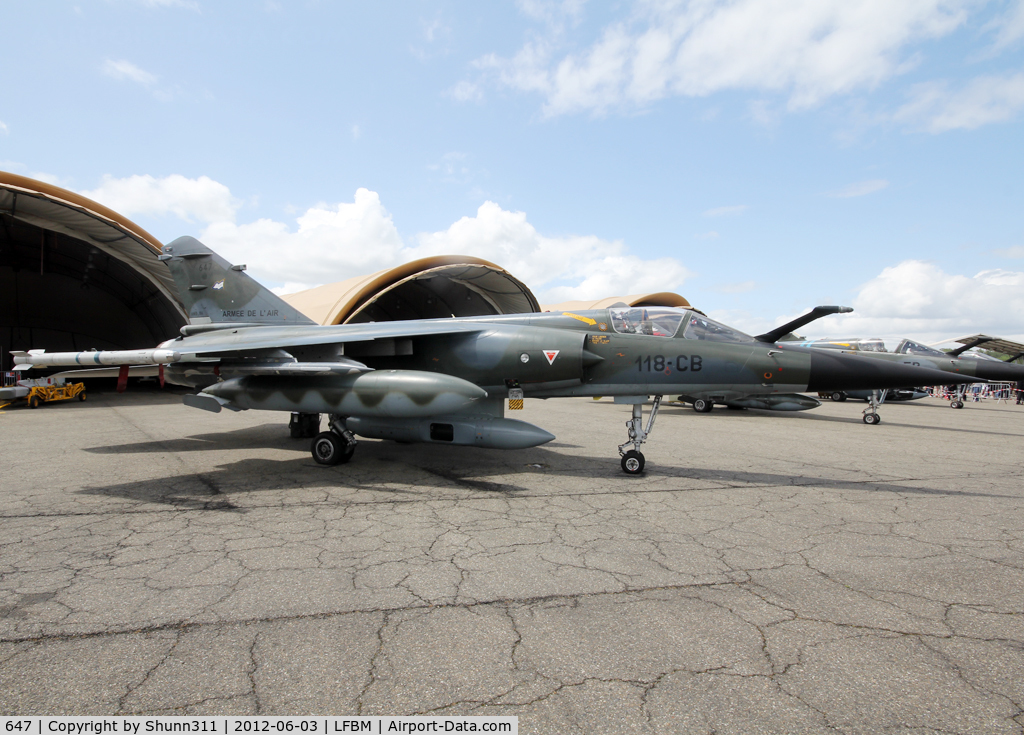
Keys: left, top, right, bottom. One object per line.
{"left": 12, "top": 238, "right": 981, "bottom": 473}
{"left": 798, "top": 336, "right": 1024, "bottom": 412}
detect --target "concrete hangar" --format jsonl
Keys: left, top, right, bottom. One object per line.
{"left": 1, "top": 171, "right": 691, "bottom": 372}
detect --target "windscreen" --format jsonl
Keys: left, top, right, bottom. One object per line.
{"left": 609, "top": 308, "right": 685, "bottom": 338}
{"left": 682, "top": 314, "right": 754, "bottom": 343}
{"left": 897, "top": 340, "right": 947, "bottom": 357}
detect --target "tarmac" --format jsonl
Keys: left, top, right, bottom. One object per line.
{"left": 1, "top": 387, "right": 1022, "bottom": 733}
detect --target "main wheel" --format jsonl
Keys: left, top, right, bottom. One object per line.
{"left": 693, "top": 398, "right": 713, "bottom": 413}
{"left": 863, "top": 413, "right": 880, "bottom": 425}
{"left": 830, "top": 392, "right": 846, "bottom": 402}
{"left": 951, "top": 401, "right": 964, "bottom": 409}
{"left": 311, "top": 431, "right": 354, "bottom": 466}
{"left": 621, "top": 450, "right": 645, "bottom": 474}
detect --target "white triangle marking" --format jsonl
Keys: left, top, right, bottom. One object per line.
{"left": 543, "top": 350, "right": 560, "bottom": 365}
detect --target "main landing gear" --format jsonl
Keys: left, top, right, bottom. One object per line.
{"left": 862, "top": 389, "right": 886, "bottom": 425}
{"left": 289, "top": 412, "right": 321, "bottom": 438}
{"left": 692, "top": 397, "right": 714, "bottom": 413}
{"left": 311, "top": 415, "right": 358, "bottom": 466}
{"left": 618, "top": 396, "right": 662, "bottom": 475}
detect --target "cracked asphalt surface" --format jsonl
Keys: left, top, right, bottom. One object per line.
{"left": 1, "top": 388, "right": 1022, "bottom": 733}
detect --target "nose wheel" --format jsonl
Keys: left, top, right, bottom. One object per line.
{"left": 862, "top": 389, "right": 886, "bottom": 425}
{"left": 617, "top": 396, "right": 662, "bottom": 475}
{"left": 621, "top": 450, "right": 645, "bottom": 474}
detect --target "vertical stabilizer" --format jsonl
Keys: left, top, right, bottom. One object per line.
{"left": 160, "top": 236, "right": 315, "bottom": 326}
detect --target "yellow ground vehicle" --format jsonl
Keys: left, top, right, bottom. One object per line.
{"left": 26, "top": 381, "right": 86, "bottom": 408}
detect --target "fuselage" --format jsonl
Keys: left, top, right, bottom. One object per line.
{"left": 160, "top": 307, "right": 812, "bottom": 403}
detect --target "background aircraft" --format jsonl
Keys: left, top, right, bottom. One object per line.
{"left": 796, "top": 336, "right": 1024, "bottom": 412}
{"left": 12, "top": 237, "right": 980, "bottom": 473}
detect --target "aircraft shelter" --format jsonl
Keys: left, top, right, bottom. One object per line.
{"left": 0, "top": 172, "right": 187, "bottom": 372}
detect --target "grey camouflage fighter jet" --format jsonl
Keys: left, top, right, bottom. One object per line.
{"left": 798, "top": 336, "right": 1024, "bottom": 413}
{"left": 12, "top": 237, "right": 982, "bottom": 474}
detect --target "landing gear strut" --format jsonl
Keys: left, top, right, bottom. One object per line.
{"left": 289, "top": 412, "right": 321, "bottom": 438}
{"left": 950, "top": 384, "right": 967, "bottom": 409}
{"left": 862, "top": 389, "right": 886, "bottom": 425}
{"left": 618, "top": 396, "right": 662, "bottom": 475}
{"left": 311, "top": 415, "right": 357, "bottom": 465}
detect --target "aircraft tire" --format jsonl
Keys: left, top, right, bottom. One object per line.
{"left": 951, "top": 401, "right": 964, "bottom": 409}
{"left": 621, "top": 450, "right": 645, "bottom": 475}
{"left": 693, "top": 398, "right": 713, "bottom": 413}
{"left": 863, "top": 413, "right": 880, "bottom": 425}
{"left": 831, "top": 392, "right": 846, "bottom": 402}
{"left": 311, "top": 431, "right": 354, "bottom": 466}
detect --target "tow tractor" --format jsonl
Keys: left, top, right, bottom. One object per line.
{"left": 0, "top": 375, "right": 86, "bottom": 409}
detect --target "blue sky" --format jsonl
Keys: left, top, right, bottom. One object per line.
{"left": 2, "top": 1, "right": 1023, "bottom": 342}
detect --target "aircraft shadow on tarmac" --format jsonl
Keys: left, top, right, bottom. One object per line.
{"left": 84, "top": 423, "right": 312, "bottom": 453}
{"left": 76, "top": 435, "right": 1010, "bottom": 510}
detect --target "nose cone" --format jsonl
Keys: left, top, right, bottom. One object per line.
{"left": 807, "top": 350, "right": 980, "bottom": 392}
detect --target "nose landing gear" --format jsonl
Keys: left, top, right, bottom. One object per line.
{"left": 862, "top": 389, "right": 886, "bottom": 425}
{"left": 618, "top": 396, "right": 662, "bottom": 475}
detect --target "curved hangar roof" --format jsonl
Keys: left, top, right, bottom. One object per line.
{"left": 282, "top": 256, "right": 541, "bottom": 325}
{"left": 0, "top": 171, "right": 187, "bottom": 369}
{"left": 542, "top": 293, "right": 692, "bottom": 312}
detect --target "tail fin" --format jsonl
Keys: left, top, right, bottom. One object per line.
{"left": 160, "top": 236, "right": 315, "bottom": 327}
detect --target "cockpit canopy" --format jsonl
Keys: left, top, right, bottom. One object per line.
{"left": 609, "top": 307, "right": 685, "bottom": 337}
{"left": 682, "top": 314, "right": 755, "bottom": 343}
{"left": 895, "top": 339, "right": 947, "bottom": 357}
{"left": 608, "top": 308, "right": 755, "bottom": 343}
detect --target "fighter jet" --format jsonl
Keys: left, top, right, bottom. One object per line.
{"left": 11, "top": 237, "right": 981, "bottom": 474}
{"left": 799, "top": 336, "right": 1024, "bottom": 412}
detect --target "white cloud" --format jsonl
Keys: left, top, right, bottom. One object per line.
{"left": 694, "top": 231, "right": 719, "bottom": 240}
{"left": 0, "top": 121, "right": 7, "bottom": 135}
{"left": 407, "top": 200, "right": 692, "bottom": 301}
{"left": 202, "top": 188, "right": 407, "bottom": 284}
{"left": 447, "top": 80, "right": 483, "bottom": 102}
{"left": 102, "top": 59, "right": 158, "bottom": 87}
{"left": 351, "top": 124, "right": 361, "bottom": 140}
{"left": 703, "top": 204, "right": 748, "bottom": 217}
{"left": 991, "top": 245, "right": 1024, "bottom": 258}
{"left": 87, "top": 174, "right": 691, "bottom": 301}
{"left": 80, "top": 174, "right": 241, "bottom": 223}
{"left": 0, "top": 160, "right": 65, "bottom": 185}
{"left": 989, "top": 0, "right": 1024, "bottom": 51}
{"left": 895, "top": 71, "right": 1024, "bottom": 131}
{"left": 803, "top": 260, "right": 1024, "bottom": 342}
{"left": 481, "top": 0, "right": 972, "bottom": 116}
{"left": 829, "top": 178, "right": 889, "bottom": 198}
